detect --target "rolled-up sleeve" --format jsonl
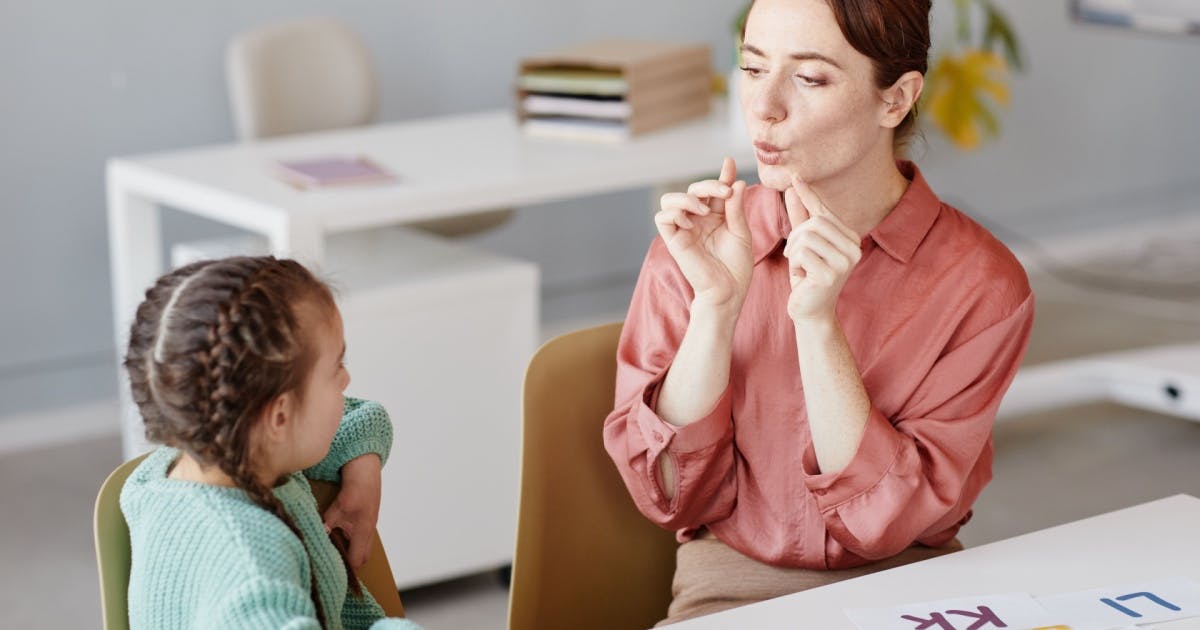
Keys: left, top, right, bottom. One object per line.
{"left": 602, "top": 240, "right": 739, "bottom": 531}
{"left": 801, "top": 292, "right": 1035, "bottom": 560}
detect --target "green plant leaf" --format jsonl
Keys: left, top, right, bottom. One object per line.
{"left": 982, "top": 3, "right": 1024, "bottom": 71}
{"left": 733, "top": 2, "right": 752, "bottom": 66}
{"left": 733, "top": 2, "right": 751, "bottom": 38}
{"left": 954, "top": 0, "right": 973, "bottom": 43}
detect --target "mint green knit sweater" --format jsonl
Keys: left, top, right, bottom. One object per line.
{"left": 121, "top": 397, "right": 421, "bottom": 629}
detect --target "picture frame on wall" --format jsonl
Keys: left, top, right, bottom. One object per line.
{"left": 1073, "top": 0, "right": 1200, "bottom": 36}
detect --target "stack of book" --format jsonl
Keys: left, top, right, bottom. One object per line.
{"left": 516, "top": 39, "right": 712, "bottom": 142}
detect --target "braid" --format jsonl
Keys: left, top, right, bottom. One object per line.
{"left": 206, "top": 263, "right": 330, "bottom": 625}
{"left": 221, "top": 452, "right": 330, "bottom": 627}
{"left": 123, "top": 256, "right": 352, "bottom": 627}
{"left": 124, "top": 260, "right": 217, "bottom": 445}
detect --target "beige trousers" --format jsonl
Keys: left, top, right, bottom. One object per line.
{"left": 656, "top": 531, "right": 964, "bottom": 627}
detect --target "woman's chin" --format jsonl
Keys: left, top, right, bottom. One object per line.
{"left": 755, "top": 164, "right": 794, "bottom": 191}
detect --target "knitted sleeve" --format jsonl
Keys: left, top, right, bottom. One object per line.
{"left": 368, "top": 618, "right": 425, "bottom": 629}
{"left": 342, "top": 588, "right": 425, "bottom": 630}
{"left": 369, "top": 618, "right": 424, "bottom": 629}
{"left": 208, "top": 576, "right": 322, "bottom": 629}
{"left": 305, "top": 397, "right": 394, "bottom": 482}
{"left": 208, "top": 576, "right": 422, "bottom": 630}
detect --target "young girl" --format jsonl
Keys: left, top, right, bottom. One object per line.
{"left": 119, "top": 256, "right": 421, "bottom": 629}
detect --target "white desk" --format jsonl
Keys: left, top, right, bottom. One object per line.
{"left": 106, "top": 103, "right": 752, "bottom": 589}
{"left": 107, "top": 101, "right": 753, "bottom": 458}
{"left": 999, "top": 343, "right": 1200, "bottom": 423}
{"left": 998, "top": 219, "right": 1200, "bottom": 426}
{"left": 663, "top": 494, "right": 1200, "bottom": 629}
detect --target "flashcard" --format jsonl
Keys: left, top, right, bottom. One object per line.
{"left": 846, "top": 593, "right": 1054, "bottom": 630}
{"left": 1036, "top": 577, "right": 1200, "bottom": 630}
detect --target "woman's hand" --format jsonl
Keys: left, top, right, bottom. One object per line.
{"left": 654, "top": 157, "right": 752, "bottom": 315}
{"left": 322, "top": 453, "right": 382, "bottom": 569}
{"left": 783, "top": 177, "right": 863, "bottom": 323}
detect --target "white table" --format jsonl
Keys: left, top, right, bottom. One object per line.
{"left": 107, "top": 100, "right": 753, "bottom": 458}
{"left": 998, "top": 218, "right": 1200, "bottom": 426}
{"left": 663, "top": 494, "right": 1200, "bottom": 629}
{"left": 106, "top": 101, "right": 753, "bottom": 589}
{"left": 999, "top": 343, "right": 1200, "bottom": 423}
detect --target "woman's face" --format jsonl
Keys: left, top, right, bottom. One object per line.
{"left": 739, "top": 0, "right": 892, "bottom": 190}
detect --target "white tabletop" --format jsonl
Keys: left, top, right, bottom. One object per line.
{"left": 664, "top": 494, "right": 1200, "bottom": 629}
{"left": 108, "top": 101, "right": 754, "bottom": 236}
{"left": 106, "top": 99, "right": 755, "bottom": 458}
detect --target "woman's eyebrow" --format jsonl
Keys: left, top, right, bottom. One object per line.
{"left": 740, "top": 43, "right": 843, "bottom": 70}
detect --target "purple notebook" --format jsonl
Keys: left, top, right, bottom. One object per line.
{"left": 272, "top": 156, "right": 397, "bottom": 189}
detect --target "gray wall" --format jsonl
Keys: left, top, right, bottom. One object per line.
{"left": 1, "top": 1, "right": 1198, "bottom": 417}
{"left": 918, "top": 1, "right": 1200, "bottom": 234}
{"left": 0, "top": 0, "right": 743, "bottom": 415}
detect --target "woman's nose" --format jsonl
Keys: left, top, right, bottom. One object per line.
{"left": 748, "top": 77, "right": 787, "bottom": 124}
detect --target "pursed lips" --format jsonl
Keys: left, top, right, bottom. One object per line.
{"left": 754, "top": 140, "right": 786, "bottom": 165}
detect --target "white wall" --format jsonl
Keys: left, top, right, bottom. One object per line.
{"left": 1, "top": 0, "right": 1198, "bottom": 418}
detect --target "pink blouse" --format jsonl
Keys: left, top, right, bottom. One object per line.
{"left": 603, "top": 161, "right": 1035, "bottom": 569}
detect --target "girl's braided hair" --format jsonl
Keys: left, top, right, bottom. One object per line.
{"left": 123, "top": 256, "right": 359, "bottom": 626}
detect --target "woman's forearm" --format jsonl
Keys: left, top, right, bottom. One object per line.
{"left": 653, "top": 301, "right": 739, "bottom": 500}
{"left": 794, "top": 316, "right": 871, "bottom": 475}
{"left": 656, "top": 302, "right": 739, "bottom": 426}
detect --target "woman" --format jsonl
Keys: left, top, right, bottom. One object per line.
{"left": 602, "top": 0, "right": 1035, "bottom": 624}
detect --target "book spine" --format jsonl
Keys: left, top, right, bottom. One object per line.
{"left": 624, "top": 76, "right": 713, "bottom": 112}
{"left": 622, "top": 47, "right": 712, "bottom": 87}
{"left": 518, "top": 46, "right": 712, "bottom": 92}
{"left": 626, "top": 96, "right": 712, "bottom": 136}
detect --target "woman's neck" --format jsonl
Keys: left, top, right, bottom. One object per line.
{"left": 811, "top": 148, "right": 911, "bottom": 238}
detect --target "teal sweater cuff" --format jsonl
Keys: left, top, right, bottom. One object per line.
{"left": 305, "top": 397, "right": 393, "bottom": 483}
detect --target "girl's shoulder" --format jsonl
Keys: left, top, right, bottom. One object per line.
{"left": 122, "top": 448, "right": 310, "bottom": 581}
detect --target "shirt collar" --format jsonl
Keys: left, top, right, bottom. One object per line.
{"left": 869, "top": 161, "right": 941, "bottom": 263}
{"left": 749, "top": 160, "right": 942, "bottom": 265}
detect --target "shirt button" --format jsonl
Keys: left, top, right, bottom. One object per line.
{"left": 652, "top": 430, "right": 664, "bottom": 443}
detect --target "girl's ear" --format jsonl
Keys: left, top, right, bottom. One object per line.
{"left": 880, "top": 70, "right": 925, "bottom": 129}
{"left": 258, "top": 392, "right": 295, "bottom": 445}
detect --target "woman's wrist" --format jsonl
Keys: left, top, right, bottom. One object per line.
{"left": 792, "top": 312, "right": 838, "bottom": 343}
{"left": 690, "top": 295, "right": 743, "bottom": 331}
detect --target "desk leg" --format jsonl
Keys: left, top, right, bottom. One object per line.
{"left": 107, "top": 172, "right": 164, "bottom": 460}
{"left": 265, "top": 217, "right": 326, "bottom": 271}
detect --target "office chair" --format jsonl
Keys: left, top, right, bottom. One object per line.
{"left": 94, "top": 453, "right": 406, "bottom": 630}
{"left": 509, "top": 322, "right": 679, "bottom": 630}
{"left": 225, "top": 16, "right": 512, "bottom": 237}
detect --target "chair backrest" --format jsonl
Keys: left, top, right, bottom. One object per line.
{"left": 226, "top": 16, "right": 378, "bottom": 140}
{"left": 509, "top": 322, "right": 679, "bottom": 630}
{"left": 223, "top": 16, "right": 513, "bottom": 237}
{"left": 307, "top": 480, "right": 406, "bottom": 618}
{"left": 94, "top": 453, "right": 404, "bottom": 630}
{"left": 94, "top": 454, "right": 145, "bottom": 630}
